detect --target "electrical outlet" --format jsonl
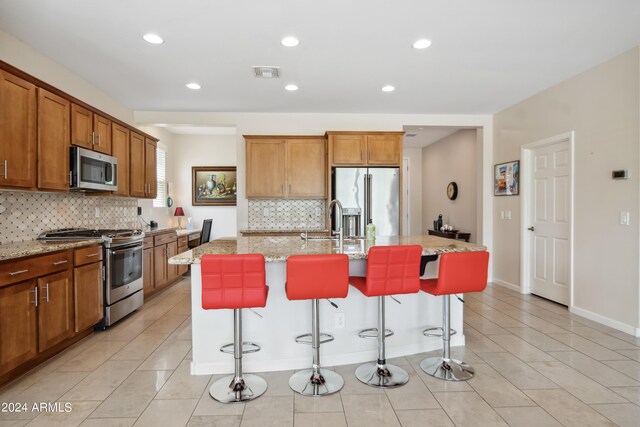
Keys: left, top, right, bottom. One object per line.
{"left": 263, "top": 208, "right": 269, "bottom": 217}
{"left": 137, "top": 207, "right": 142, "bottom": 215}
{"left": 315, "top": 207, "right": 322, "bottom": 216}
{"left": 334, "top": 313, "right": 345, "bottom": 329}
{"left": 94, "top": 207, "right": 100, "bottom": 217}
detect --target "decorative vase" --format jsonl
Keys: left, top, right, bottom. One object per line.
{"left": 206, "top": 175, "right": 216, "bottom": 191}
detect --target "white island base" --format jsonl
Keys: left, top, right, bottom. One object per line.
{"left": 189, "top": 259, "right": 465, "bottom": 376}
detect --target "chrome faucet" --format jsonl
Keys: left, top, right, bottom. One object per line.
{"left": 328, "top": 199, "right": 344, "bottom": 247}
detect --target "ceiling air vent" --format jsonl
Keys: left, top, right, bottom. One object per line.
{"left": 405, "top": 133, "right": 417, "bottom": 137}
{"left": 253, "top": 66, "right": 280, "bottom": 78}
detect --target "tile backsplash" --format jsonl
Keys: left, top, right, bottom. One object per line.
{"left": 248, "top": 199, "right": 326, "bottom": 230}
{"left": 0, "top": 191, "right": 138, "bottom": 244}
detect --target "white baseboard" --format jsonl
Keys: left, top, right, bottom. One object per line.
{"left": 570, "top": 305, "right": 637, "bottom": 336}
{"left": 492, "top": 279, "right": 522, "bottom": 293}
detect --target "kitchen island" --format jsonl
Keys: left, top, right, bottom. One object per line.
{"left": 169, "top": 235, "right": 486, "bottom": 375}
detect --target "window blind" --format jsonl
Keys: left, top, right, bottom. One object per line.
{"left": 153, "top": 148, "right": 166, "bottom": 207}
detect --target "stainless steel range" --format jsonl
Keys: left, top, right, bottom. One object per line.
{"left": 38, "top": 228, "right": 145, "bottom": 326}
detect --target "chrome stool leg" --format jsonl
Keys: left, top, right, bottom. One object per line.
{"left": 209, "top": 309, "right": 267, "bottom": 402}
{"left": 355, "top": 296, "right": 409, "bottom": 388}
{"left": 420, "top": 295, "right": 474, "bottom": 381}
{"left": 289, "top": 299, "right": 344, "bottom": 396}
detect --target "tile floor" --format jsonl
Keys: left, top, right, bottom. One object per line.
{"left": 1, "top": 279, "right": 640, "bottom": 426}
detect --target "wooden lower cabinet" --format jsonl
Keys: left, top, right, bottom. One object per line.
{"left": 0, "top": 281, "right": 38, "bottom": 376}
{"left": 166, "top": 242, "right": 178, "bottom": 282}
{"left": 153, "top": 245, "right": 168, "bottom": 287}
{"left": 177, "top": 242, "right": 189, "bottom": 276}
{"left": 143, "top": 247, "right": 154, "bottom": 295}
{"left": 37, "top": 270, "right": 74, "bottom": 352}
{"left": 144, "top": 232, "right": 184, "bottom": 298}
{"left": 74, "top": 261, "right": 103, "bottom": 332}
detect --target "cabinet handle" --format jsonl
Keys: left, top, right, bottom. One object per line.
{"left": 9, "top": 269, "right": 29, "bottom": 276}
{"left": 52, "top": 260, "right": 68, "bottom": 265}
{"left": 288, "top": 184, "right": 291, "bottom": 194}
{"left": 361, "top": 146, "right": 364, "bottom": 161}
{"left": 98, "top": 133, "right": 101, "bottom": 146}
{"left": 69, "top": 170, "right": 72, "bottom": 185}
{"left": 43, "top": 283, "right": 49, "bottom": 303}
{"left": 281, "top": 184, "right": 284, "bottom": 194}
{"left": 91, "top": 131, "right": 95, "bottom": 146}
{"left": 1, "top": 160, "right": 6, "bottom": 179}
{"left": 86, "top": 253, "right": 99, "bottom": 258}
{"left": 31, "top": 287, "right": 38, "bottom": 307}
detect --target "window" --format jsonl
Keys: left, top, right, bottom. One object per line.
{"left": 153, "top": 147, "right": 166, "bottom": 207}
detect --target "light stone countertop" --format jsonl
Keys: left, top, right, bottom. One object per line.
{"left": 0, "top": 239, "right": 104, "bottom": 262}
{"left": 239, "top": 228, "right": 330, "bottom": 235}
{"left": 169, "top": 234, "right": 486, "bottom": 264}
{"left": 176, "top": 228, "right": 201, "bottom": 237}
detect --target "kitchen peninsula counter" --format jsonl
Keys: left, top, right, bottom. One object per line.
{"left": 172, "top": 234, "right": 486, "bottom": 376}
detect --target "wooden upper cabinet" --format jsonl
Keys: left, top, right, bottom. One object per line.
{"left": 37, "top": 88, "right": 70, "bottom": 191}
{"left": 330, "top": 134, "right": 365, "bottom": 165}
{"left": 129, "top": 132, "right": 146, "bottom": 197}
{"left": 327, "top": 132, "right": 404, "bottom": 166}
{"left": 93, "top": 114, "right": 112, "bottom": 154}
{"left": 37, "top": 270, "right": 74, "bottom": 352}
{"left": 112, "top": 123, "right": 130, "bottom": 196}
{"left": 246, "top": 139, "right": 286, "bottom": 198}
{"left": 70, "top": 103, "right": 93, "bottom": 150}
{"left": 0, "top": 70, "right": 37, "bottom": 189}
{"left": 71, "top": 104, "right": 112, "bottom": 154}
{"left": 145, "top": 138, "right": 157, "bottom": 199}
{"left": 367, "top": 134, "right": 402, "bottom": 165}
{"left": 287, "top": 138, "right": 326, "bottom": 198}
{"left": 0, "top": 281, "right": 38, "bottom": 376}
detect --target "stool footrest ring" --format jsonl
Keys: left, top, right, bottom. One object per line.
{"left": 294, "top": 333, "right": 334, "bottom": 345}
{"left": 422, "top": 326, "right": 457, "bottom": 338}
{"left": 358, "top": 327, "right": 394, "bottom": 339}
{"left": 220, "top": 342, "right": 261, "bottom": 354}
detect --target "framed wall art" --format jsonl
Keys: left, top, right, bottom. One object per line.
{"left": 192, "top": 166, "right": 237, "bottom": 206}
{"left": 494, "top": 160, "right": 519, "bottom": 196}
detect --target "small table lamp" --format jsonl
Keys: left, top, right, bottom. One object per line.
{"left": 174, "top": 207, "right": 185, "bottom": 229}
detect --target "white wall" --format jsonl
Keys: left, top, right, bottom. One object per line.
{"left": 402, "top": 147, "right": 423, "bottom": 235}
{"left": 168, "top": 133, "right": 238, "bottom": 239}
{"left": 493, "top": 47, "right": 640, "bottom": 332}
{"left": 422, "top": 129, "right": 478, "bottom": 242}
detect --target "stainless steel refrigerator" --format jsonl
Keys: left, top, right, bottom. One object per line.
{"left": 332, "top": 167, "right": 400, "bottom": 237}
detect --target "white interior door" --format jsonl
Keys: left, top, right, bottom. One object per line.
{"left": 528, "top": 140, "right": 571, "bottom": 305}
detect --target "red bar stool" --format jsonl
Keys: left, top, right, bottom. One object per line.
{"left": 286, "top": 254, "right": 349, "bottom": 396}
{"left": 201, "top": 254, "right": 269, "bottom": 403}
{"left": 419, "top": 251, "right": 489, "bottom": 381}
{"left": 349, "top": 245, "right": 423, "bottom": 388}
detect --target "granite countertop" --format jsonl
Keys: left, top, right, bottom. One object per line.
{"left": 0, "top": 239, "right": 104, "bottom": 262}
{"left": 239, "top": 228, "right": 330, "bottom": 235}
{"left": 169, "top": 234, "right": 486, "bottom": 265}
{"left": 176, "top": 228, "right": 201, "bottom": 237}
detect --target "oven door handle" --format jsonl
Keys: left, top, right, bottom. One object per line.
{"left": 109, "top": 245, "right": 142, "bottom": 256}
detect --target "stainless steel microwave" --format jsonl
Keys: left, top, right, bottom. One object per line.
{"left": 70, "top": 146, "right": 118, "bottom": 191}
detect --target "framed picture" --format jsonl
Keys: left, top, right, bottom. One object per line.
{"left": 494, "top": 160, "right": 520, "bottom": 196}
{"left": 192, "top": 166, "right": 237, "bottom": 206}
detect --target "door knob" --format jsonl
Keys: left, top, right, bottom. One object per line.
{"left": 527, "top": 226, "right": 535, "bottom": 231}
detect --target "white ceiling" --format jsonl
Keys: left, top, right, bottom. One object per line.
{"left": 1, "top": 1, "right": 639, "bottom": 114}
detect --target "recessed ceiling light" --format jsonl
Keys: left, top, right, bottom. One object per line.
{"left": 185, "top": 82, "right": 201, "bottom": 90}
{"left": 285, "top": 84, "right": 298, "bottom": 91}
{"left": 381, "top": 85, "right": 395, "bottom": 92}
{"left": 412, "top": 39, "right": 432, "bottom": 49}
{"left": 143, "top": 33, "right": 164, "bottom": 44}
{"left": 281, "top": 37, "right": 300, "bottom": 47}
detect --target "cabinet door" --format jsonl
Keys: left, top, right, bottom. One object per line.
{"left": 166, "top": 242, "right": 177, "bottom": 282}
{"left": 331, "top": 134, "right": 365, "bottom": 165}
{"left": 93, "top": 114, "right": 112, "bottom": 154}
{"left": 153, "top": 245, "right": 167, "bottom": 287}
{"left": 37, "top": 270, "right": 74, "bottom": 352}
{"left": 367, "top": 135, "right": 401, "bottom": 165}
{"left": 37, "top": 89, "right": 70, "bottom": 191}
{"left": 129, "top": 132, "right": 146, "bottom": 197}
{"left": 145, "top": 138, "right": 157, "bottom": 199}
{"left": 246, "top": 139, "right": 286, "bottom": 198}
{"left": 74, "top": 262, "right": 103, "bottom": 332}
{"left": 0, "top": 70, "right": 37, "bottom": 189}
{"left": 0, "top": 281, "right": 38, "bottom": 376}
{"left": 287, "top": 139, "right": 326, "bottom": 198}
{"left": 177, "top": 245, "right": 189, "bottom": 276}
{"left": 112, "top": 123, "right": 130, "bottom": 196}
{"left": 143, "top": 247, "right": 154, "bottom": 295}
{"left": 70, "top": 104, "right": 93, "bottom": 150}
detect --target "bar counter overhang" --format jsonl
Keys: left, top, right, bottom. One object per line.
{"left": 169, "top": 235, "right": 486, "bottom": 376}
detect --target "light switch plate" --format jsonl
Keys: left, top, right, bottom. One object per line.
{"left": 505, "top": 210, "right": 512, "bottom": 220}
{"left": 500, "top": 211, "right": 505, "bottom": 219}
{"left": 620, "top": 211, "right": 630, "bottom": 226}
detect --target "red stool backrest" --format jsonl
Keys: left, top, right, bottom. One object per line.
{"left": 432, "top": 251, "right": 489, "bottom": 295}
{"left": 286, "top": 254, "right": 349, "bottom": 300}
{"left": 363, "top": 245, "right": 422, "bottom": 296}
{"left": 201, "top": 254, "right": 268, "bottom": 309}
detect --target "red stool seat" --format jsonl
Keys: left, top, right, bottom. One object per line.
{"left": 200, "top": 254, "right": 269, "bottom": 403}
{"left": 419, "top": 250, "right": 489, "bottom": 382}
{"left": 284, "top": 254, "right": 349, "bottom": 396}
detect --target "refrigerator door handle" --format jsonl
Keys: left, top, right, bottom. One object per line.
{"left": 366, "top": 174, "right": 372, "bottom": 224}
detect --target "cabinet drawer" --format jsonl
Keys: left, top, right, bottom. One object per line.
{"left": 143, "top": 236, "right": 154, "bottom": 250}
{"left": 178, "top": 244, "right": 188, "bottom": 255}
{"left": 74, "top": 245, "right": 103, "bottom": 266}
{"left": 154, "top": 232, "right": 177, "bottom": 246}
{"left": 178, "top": 236, "right": 188, "bottom": 247}
{"left": 0, "top": 251, "right": 72, "bottom": 288}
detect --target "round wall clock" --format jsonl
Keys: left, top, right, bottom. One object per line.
{"left": 447, "top": 182, "right": 458, "bottom": 200}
